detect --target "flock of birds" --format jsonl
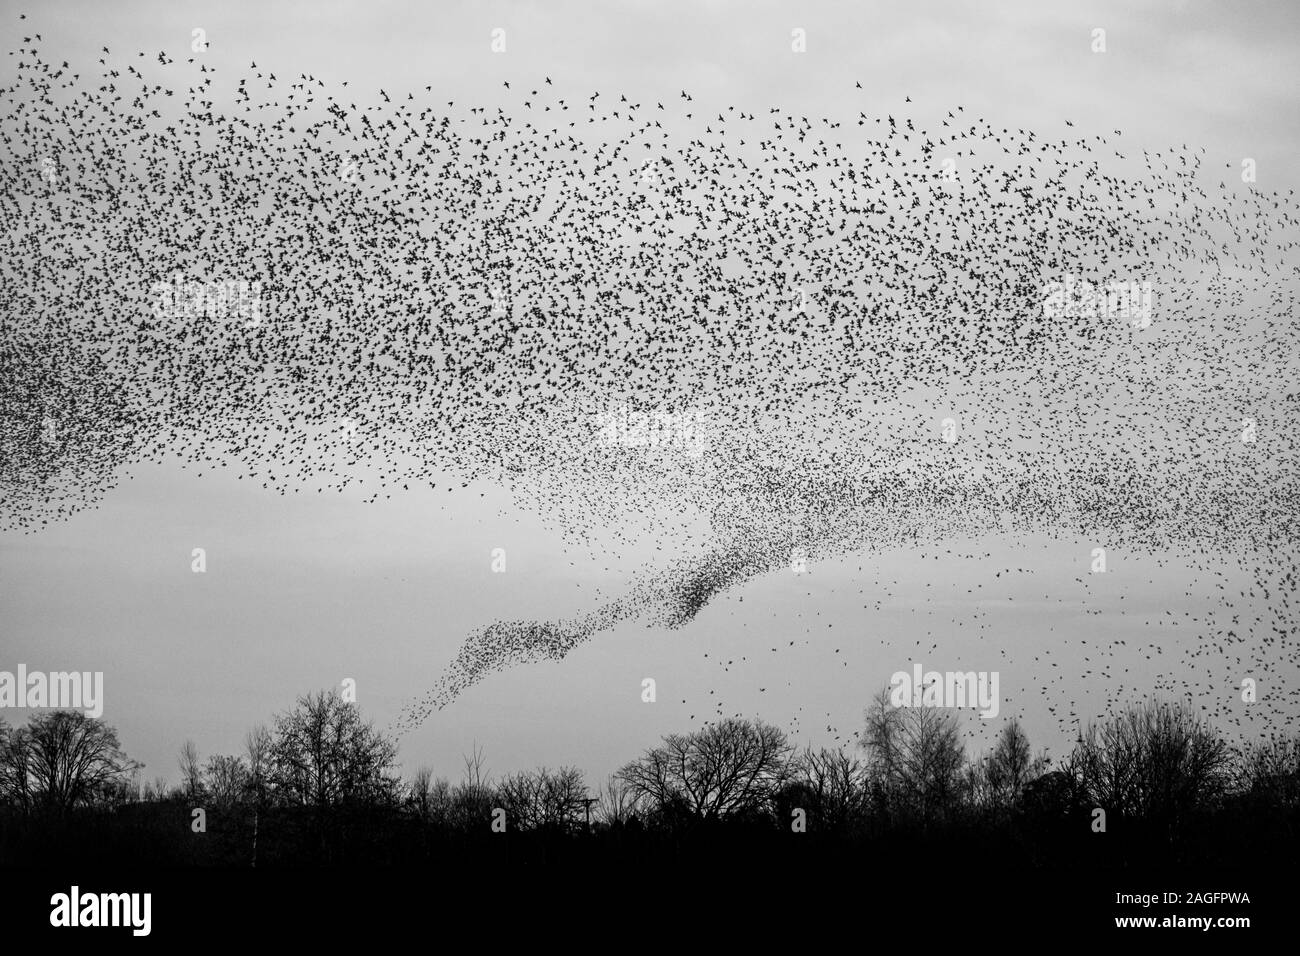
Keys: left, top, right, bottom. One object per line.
{"left": 2, "top": 16, "right": 1298, "bottom": 748}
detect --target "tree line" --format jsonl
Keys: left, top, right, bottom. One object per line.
{"left": 1, "top": 687, "right": 1297, "bottom": 866}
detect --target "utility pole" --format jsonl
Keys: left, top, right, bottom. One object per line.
{"left": 579, "top": 796, "right": 598, "bottom": 832}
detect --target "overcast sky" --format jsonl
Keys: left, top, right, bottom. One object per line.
{"left": 3, "top": 0, "right": 1298, "bottom": 787}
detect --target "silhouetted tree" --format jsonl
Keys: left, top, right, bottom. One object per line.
{"left": 244, "top": 723, "right": 273, "bottom": 867}
{"left": 1070, "top": 699, "right": 1230, "bottom": 830}
{"left": 494, "top": 766, "right": 587, "bottom": 832}
{"left": 968, "top": 718, "right": 1049, "bottom": 812}
{"left": 178, "top": 740, "right": 204, "bottom": 801}
{"left": 616, "top": 717, "right": 793, "bottom": 823}
{"left": 596, "top": 775, "right": 637, "bottom": 827}
{"left": 443, "top": 745, "right": 494, "bottom": 831}
{"left": 268, "top": 691, "right": 401, "bottom": 810}
{"left": 3, "top": 694, "right": 1292, "bottom": 869}
{"left": 204, "top": 754, "right": 250, "bottom": 807}
{"left": 0, "top": 711, "right": 139, "bottom": 812}
{"left": 861, "top": 687, "right": 964, "bottom": 825}
{"left": 1236, "top": 733, "right": 1300, "bottom": 806}
{"left": 140, "top": 776, "right": 169, "bottom": 802}
{"left": 0, "top": 717, "right": 27, "bottom": 809}
{"left": 406, "top": 766, "right": 437, "bottom": 820}
{"left": 781, "top": 745, "right": 869, "bottom": 831}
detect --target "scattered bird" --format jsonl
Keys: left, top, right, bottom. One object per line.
{"left": 2, "top": 22, "right": 1297, "bottom": 749}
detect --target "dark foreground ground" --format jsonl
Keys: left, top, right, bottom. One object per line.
{"left": 2, "top": 807, "right": 1291, "bottom": 943}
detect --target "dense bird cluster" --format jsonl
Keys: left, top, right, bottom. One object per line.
{"left": 2, "top": 20, "right": 1297, "bottom": 742}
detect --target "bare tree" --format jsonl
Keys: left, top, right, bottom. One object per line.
{"left": 244, "top": 724, "right": 272, "bottom": 804}
{"left": 446, "top": 780, "right": 493, "bottom": 831}
{"left": 244, "top": 723, "right": 273, "bottom": 868}
{"left": 268, "top": 690, "right": 401, "bottom": 810}
{"left": 0, "top": 712, "right": 139, "bottom": 812}
{"left": 861, "top": 687, "right": 965, "bottom": 824}
{"left": 494, "top": 766, "right": 588, "bottom": 832}
{"left": 204, "top": 754, "right": 250, "bottom": 807}
{"left": 968, "top": 718, "right": 1049, "bottom": 812}
{"left": 596, "top": 774, "right": 638, "bottom": 826}
{"left": 786, "top": 745, "right": 870, "bottom": 829}
{"left": 436, "top": 742, "right": 494, "bottom": 830}
{"left": 428, "top": 777, "right": 453, "bottom": 819}
{"left": 1236, "top": 733, "right": 1300, "bottom": 805}
{"left": 407, "top": 765, "right": 436, "bottom": 819}
{"left": 178, "top": 739, "right": 204, "bottom": 801}
{"left": 0, "top": 717, "right": 32, "bottom": 809}
{"left": 1070, "top": 699, "right": 1230, "bottom": 826}
{"left": 461, "top": 742, "right": 488, "bottom": 789}
{"left": 616, "top": 718, "right": 793, "bottom": 823}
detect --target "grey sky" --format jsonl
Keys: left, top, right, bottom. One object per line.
{"left": 2, "top": 0, "right": 1297, "bottom": 787}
